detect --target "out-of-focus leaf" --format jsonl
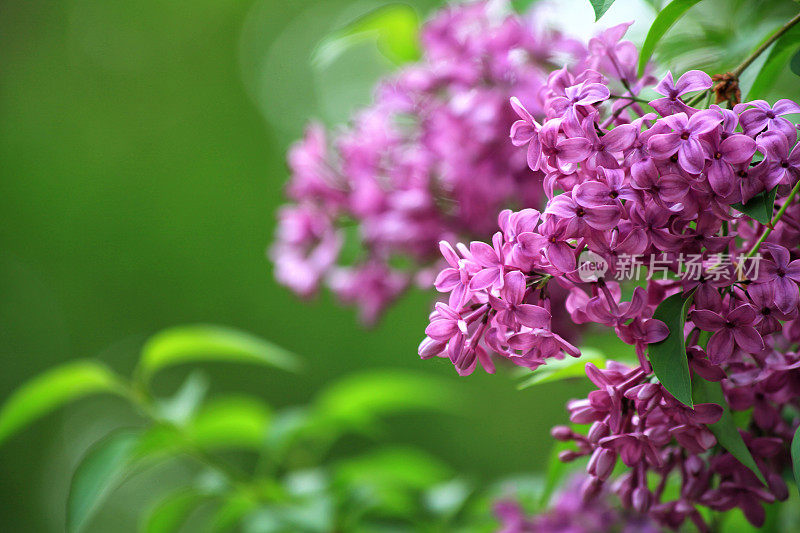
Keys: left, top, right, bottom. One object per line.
{"left": 649, "top": 292, "right": 693, "bottom": 406}
{"left": 517, "top": 348, "right": 605, "bottom": 389}
{"left": 748, "top": 24, "right": 800, "bottom": 99}
{"left": 67, "top": 429, "right": 142, "bottom": 533}
{"left": 138, "top": 325, "right": 301, "bottom": 382}
{"left": 334, "top": 447, "right": 452, "bottom": 491}
{"left": 511, "top": 0, "right": 536, "bottom": 13}
{"left": 693, "top": 376, "right": 767, "bottom": 485}
{"left": 792, "top": 424, "right": 800, "bottom": 495}
{"left": 142, "top": 488, "right": 207, "bottom": 533}
{"left": 425, "top": 479, "right": 473, "bottom": 519}
{"left": 0, "top": 360, "right": 123, "bottom": 446}
{"left": 539, "top": 441, "right": 574, "bottom": 507}
{"left": 637, "top": 0, "right": 704, "bottom": 76}
{"left": 588, "top": 0, "right": 616, "bottom": 21}
{"left": 155, "top": 371, "right": 209, "bottom": 425}
{"left": 242, "top": 498, "right": 334, "bottom": 533}
{"left": 186, "top": 396, "right": 271, "bottom": 451}
{"left": 313, "top": 370, "right": 458, "bottom": 432}
{"left": 211, "top": 492, "right": 258, "bottom": 533}
{"left": 791, "top": 48, "right": 800, "bottom": 77}
{"left": 732, "top": 186, "right": 778, "bottom": 225}
{"left": 312, "top": 4, "right": 421, "bottom": 68}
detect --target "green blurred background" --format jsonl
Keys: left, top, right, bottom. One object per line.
{"left": 4, "top": 0, "right": 800, "bottom": 530}
{"left": 0, "top": 1, "right": 588, "bottom": 530}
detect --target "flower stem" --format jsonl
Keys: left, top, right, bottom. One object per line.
{"left": 685, "top": 11, "right": 800, "bottom": 107}
{"left": 730, "top": 11, "right": 800, "bottom": 78}
{"left": 745, "top": 179, "right": 800, "bottom": 258}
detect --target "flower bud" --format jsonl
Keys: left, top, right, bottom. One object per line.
{"left": 632, "top": 487, "right": 652, "bottom": 513}
{"left": 587, "top": 421, "right": 610, "bottom": 442}
{"left": 551, "top": 425, "right": 573, "bottom": 441}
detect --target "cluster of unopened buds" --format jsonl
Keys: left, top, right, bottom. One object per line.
{"left": 418, "top": 19, "right": 800, "bottom": 533}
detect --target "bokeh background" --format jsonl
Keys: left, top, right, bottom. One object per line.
{"left": 2, "top": 0, "right": 800, "bottom": 530}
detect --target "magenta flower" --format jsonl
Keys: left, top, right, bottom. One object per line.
{"left": 509, "top": 96, "right": 543, "bottom": 171}
{"left": 434, "top": 241, "right": 479, "bottom": 308}
{"left": 650, "top": 70, "right": 712, "bottom": 116}
{"left": 736, "top": 99, "right": 800, "bottom": 137}
{"left": 691, "top": 304, "right": 764, "bottom": 364}
{"left": 704, "top": 133, "right": 757, "bottom": 197}
{"left": 489, "top": 271, "right": 551, "bottom": 328}
{"left": 549, "top": 80, "right": 611, "bottom": 121}
{"left": 545, "top": 186, "right": 621, "bottom": 236}
{"left": 648, "top": 110, "right": 721, "bottom": 174}
{"left": 468, "top": 232, "right": 507, "bottom": 291}
{"left": 756, "top": 243, "right": 800, "bottom": 314}
{"left": 755, "top": 130, "right": 800, "bottom": 190}
{"left": 539, "top": 119, "right": 592, "bottom": 171}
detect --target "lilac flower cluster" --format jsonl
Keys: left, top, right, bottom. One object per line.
{"left": 271, "top": 1, "right": 590, "bottom": 324}
{"left": 419, "top": 22, "right": 800, "bottom": 531}
{"left": 494, "top": 475, "right": 659, "bottom": 533}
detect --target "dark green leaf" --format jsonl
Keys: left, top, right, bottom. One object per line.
{"left": 693, "top": 376, "right": 767, "bottom": 485}
{"left": 0, "top": 360, "right": 123, "bottom": 446}
{"left": 138, "top": 324, "right": 301, "bottom": 382}
{"left": 312, "top": 4, "right": 421, "bottom": 68}
{"left": 792, "top": 424, "right": 800, "bottom": 495}
{"left": 637, "top": 0, "right": 704, "bottom": 76}
{"left": 791, "top": 48, "right": 800, "bottom": 77}
{"left": 511, "top": 0, "right": 536, "bottom": 13}
{"left": 649, "top": 293, "right": 694, "bottom": 406}
{"left": 589, "top": 0, "right": 616, "bottom": 21}
{"left": 67, "top": 429, "right": 142, "bottom": 533}
{"left": 518, "top": 348, "right": 605, "bottom": 389}
{"left": 142, "top": 489, "right": 206, "bottom": 533}
{"left": 731, "top": 186, "right": 778, "bottom": 225}
{"left": 748, "top": 24, "right": 800, "bottom": 99}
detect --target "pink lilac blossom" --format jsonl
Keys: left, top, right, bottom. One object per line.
{"left": 417, "top": 20, "right": 800, "bottom": 531}
{"left": 272, "top": 1, "right": 593, "bottom": 324}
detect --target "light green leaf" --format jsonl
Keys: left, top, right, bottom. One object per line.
{"left": 186, "top": 396, "right": 271, "bottom": 451}
{"left": 792, "top": 424, "right": 800, "bottom": 496}
{"left": 731, "top": 186, "right": 778, "bottom": 225}
{"left": 313, "top": 370, "right": 458, "bottom": 431}
{"left": 211, "top": 492, "right": 258, "bottom": 533}
{"left": 424, "top": 479, "right": 473, "bottom": 519}
{"left": 637, "top": 0, "right": 704, "bottom": 76}
{"left": 748, "top": 24, "right": 800, "bottom": 99}
{"left": 649, "top": 292, "right": 693, "bottom": 406}
{"left": 67, "top": 429, "right": 142, "bottom": 533}
{"left": 138, "top": 324, "right": 301, "bottom": 382}
{"left": 155, "top": 371, "right": 209, "bottom": 425}
{"left": 0, "top": 360, "right": 123, "bottom": 446}
{"left": 588, "top": 0, "right": 616, "bottom": 21}
{"left": 693, "top": 376, "right": 767, "bottom": 485}
{"left": 334, "top": 447, "right": 452, "bottom": 491}
{"left": 312, "top": 4, "right": 421, "bottom": 68}
{"left": 518, "top": 348, "right": 605, "bottom": 389}
{"left": 142, "top": 489, "right": 207, "bottom": 533}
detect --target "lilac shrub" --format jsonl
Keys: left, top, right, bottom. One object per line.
{"left": 418, "top": 16, "right": 800, "bottom": 532}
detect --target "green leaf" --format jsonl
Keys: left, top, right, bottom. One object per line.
{"left": 792, "top": 424, "right": 800, "bottom": 496}
{"left": 518, "top": 347, "right": 606, "bottom": 389}
{"left": 693, "top": 376, "right": 767, "bottom": 486}
{"left": 155, "top": 371, "right": 209, "bottom": 425}
{"left": 588, "top": 0, "right": 616, "bottom": 20}
{"left": 312, "top": 4, "right": 421, "bottom": 68}
{"left": 313, "top": 370, "right": 458, "bottom": 432}
{"left": 511, "top": 0, "right": 536, "bottom": 13}
{"left": 748, "top": 24, "right": 800, "bottom": 99}
{"left": 791, "top": 48, "right": 800, "bottom": 77}
{"left": 0, "top": 360, "right": 123, "bottom": 446}
{"left": 138, "top": 324, "right": 301, "bottom": 382}
{"left": 142, "top": 489, "right": 206, "bottom": 533}
{"left": 649, "top": 292, "right": 693, "bottom": 406}
{"left": 186, "top": 396, "right": 271, "bottom": 451}
{"left": 539, "top": 441, "right": 575, "bottom": 507}
{"left": 731, "top": 186, "right": 778, "bottom": 225}
{"left": 67, "top": 429, "right": 142, "bottom": 533}
{"left": 334, "top": 447, "right": 452, "bottom": 491}
{"left": 637, "top": 0, "right": 704, "bottom": 76}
